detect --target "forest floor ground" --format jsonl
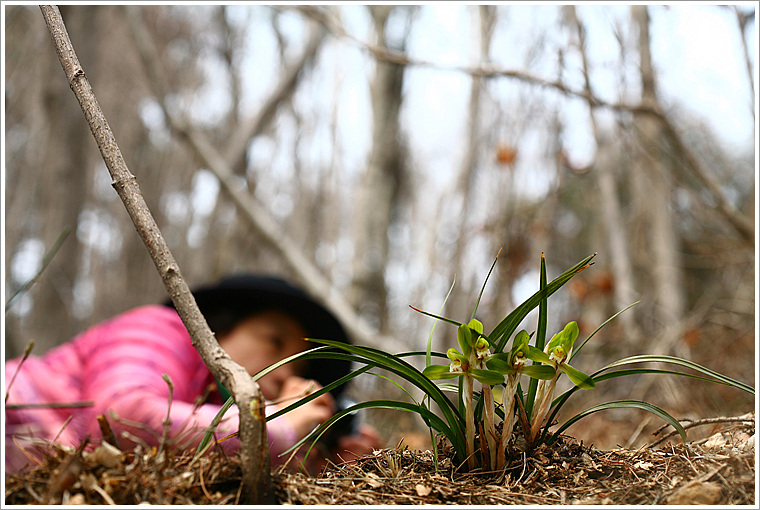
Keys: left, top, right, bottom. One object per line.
{"left": 4, "top": 413, "right": 755, "bottom": 505}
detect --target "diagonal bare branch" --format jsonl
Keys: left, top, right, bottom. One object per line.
{"left": 223, "top": 26, "right": 325, "bottom": 174}
{"left": 38, "top": 5, "right": 272, "bottom": 504}
{"left": 175, "top": 123, "right": 406, "bottom": 353}
{"left": 127, "top": 7, "right": 406, "bottom": 353}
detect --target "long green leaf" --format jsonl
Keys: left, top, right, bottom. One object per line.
{"left": 195, "top": 395, "right": 237, "bottom": 455}
{"left": 526, "top": 252, "right": 549, "bottom": 419}
{"left": 410, "top": 305, "right": 462, "bottom": 328}
{"left": 265, "top": 364, "right": 373, "bottom": 423}
{"left": 471, "top": 249, "right": 501, "bottom": 321}
{"left": 426, "top": 277, "right": 457, "bottom": 367}
{"left": 547, "top": 400, "right": 688, "bottom": 445}
{"left": 491, "top": 253, "right": 596, "bottom": 352}
{"left": 252, "top": 345, "right": 331, "bottom": 383}
{"left": 599, "top": 355, "right": 754, "bottom": 394}
{"left": 195, "top": 345, "right": 333, "bottom": 454}
{"left": 305, "top": 340, "right": 464, "bottom": 418}
{"left": 307, "top": 338, "right": 467, "bottom": 456}
{"left": 541, "top": 358, "right": 754, "bottom": 445}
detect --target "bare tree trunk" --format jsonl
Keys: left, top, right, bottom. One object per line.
{"left": 626, "top": 5, "right": 688, "bottom": 406}
{"left": 349, "top": 5, "right": 407, "bottom": 333}
{"left": 39, "top": 6, "right": 272, "bottom": 503}
{"left": 631, "top": 5, "right": 686, "bottom": 335}
{"left": 732, "top": 5, "right": 755, "bottom": 123}
{"left": 446, "top": 6, "right": 497, "bottom": 325}
{"left": 566, "top": 5, "right": 640, "bottom": 341}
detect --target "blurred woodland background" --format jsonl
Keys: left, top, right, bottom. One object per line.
{"left": 3, "top": 4, "right": 756, "bottom": 449}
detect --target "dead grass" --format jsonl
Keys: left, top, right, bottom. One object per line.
{"left": 5, "top": 413, "right": 755, "bottom": 505}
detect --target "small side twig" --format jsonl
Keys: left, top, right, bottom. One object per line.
{"left": 5, "top": 228, "right": 70, "bottom": 313}
{"left": 5, "top": 341, "right": 34, "bottom": 403}
{"left": 157, "top": 374, "right": 175, "bottom": 460}
{"left": 107, "top": 409, "right": 162, "bottom": 442}
{"left": 154, "top": 374, "right": 175, "bottom": 505}
{"left": 97, "top": 413, "right": 121, "bottom": 450}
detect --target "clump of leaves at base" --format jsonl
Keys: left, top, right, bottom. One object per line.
{"left": 198, "top": 251, "right": 754, "bottom": 474}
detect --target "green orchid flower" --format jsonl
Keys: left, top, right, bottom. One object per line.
{"left": 422, "top": 318, "right": 504, "bottom": 469}
{"left": 529, "top": 321, "right": 594, "bottom": 445}
{"left": 542, "top": 321, "right": 594, "bottom": 390}
{"left": 423, "top": 321, "right": 503, "bottom": 386}
{"left": 486, "top": 330, "right": 556, "bottom": 466}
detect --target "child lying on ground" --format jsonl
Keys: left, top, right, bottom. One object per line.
{"left": 5, "top": 274, "right": 381, "bottom": 473}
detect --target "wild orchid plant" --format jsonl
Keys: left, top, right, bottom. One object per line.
{"left": 198, "top": 252, "right": 754, "bottom": 474}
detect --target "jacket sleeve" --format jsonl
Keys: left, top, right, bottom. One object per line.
{"left": 78, "top": 306, "right": 299, "bottom": 462}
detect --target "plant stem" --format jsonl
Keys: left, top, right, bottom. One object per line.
{"left": 464, "top": 375, "right": 476, "bottom": 471}
{"left": 481, "top": 384, "right": 497, "bottom": 470}
{"left": 529, "top": 373, "right": 558, "bottom": 445}
{"left": 497, "top": 375, "right": 520, "bottom": 468}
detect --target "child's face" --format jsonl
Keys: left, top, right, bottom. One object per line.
{"left": 218, "top": 309, "right": 309, "bottom": 400}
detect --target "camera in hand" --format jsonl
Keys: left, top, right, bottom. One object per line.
{"left": 320, "top": 395, "right": 359, "bottom": 450}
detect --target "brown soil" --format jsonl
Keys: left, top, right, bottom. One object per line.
{"left": 5, "top": 414, "right": 755, "bottom": 505}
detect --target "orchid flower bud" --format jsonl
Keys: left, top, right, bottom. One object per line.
{"left": 549, "top": 345, "right": 566, "bottom": 364}
{"left": 447, "top": 348, "right": 468, "bottom": 373}
{"left": 512, "top": 349, "right": 527, "bottom": 368}
{"left": 474, "top": 337, "right": 490, "bottom": 361}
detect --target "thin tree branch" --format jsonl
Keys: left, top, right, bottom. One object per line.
{"left": 298, "top": 4, "right": 755, "bottom": 245}
{"left": 5, "top": 228, "right": 71, "bottom": 313}
{"left": 293, "top": 5, "right": 661, "bottom": 116}
{"left": 38, "top": 6, "right": 271, "bottom": 504}
{"left": 657, "top": 115, "right": 755, "bottom": 244}
{"left": 223, "top": 25, "right": 325, "bottom": 174}
{"left": 176, "top": 123, "right": 406, "bottom": 353}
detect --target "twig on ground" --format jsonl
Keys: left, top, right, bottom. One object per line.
{"left": 155, "top": 374, "right": 175, "bottom": 504}
{"left": 199, "top": 457, "right": 214, "bottom": 501}
{"left": 649, "top": 414, "right": 755, "bottom": 448}
{"left": 46, "top": 435, "right": 89, "bottom": 504}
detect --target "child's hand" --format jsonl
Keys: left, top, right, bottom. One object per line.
{"left": 276, "top": 376, "right": 335, "bottom": 438}
{"left": 332, "top": 424, "right": 383, "bottom": 463}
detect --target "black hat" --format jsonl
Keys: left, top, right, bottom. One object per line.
{"left": 165, "top": 274, "right": 351, "bottom": 397}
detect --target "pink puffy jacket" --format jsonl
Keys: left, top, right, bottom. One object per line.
{"left": 4, "top": 305, "right": 298, "bottom": 472}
